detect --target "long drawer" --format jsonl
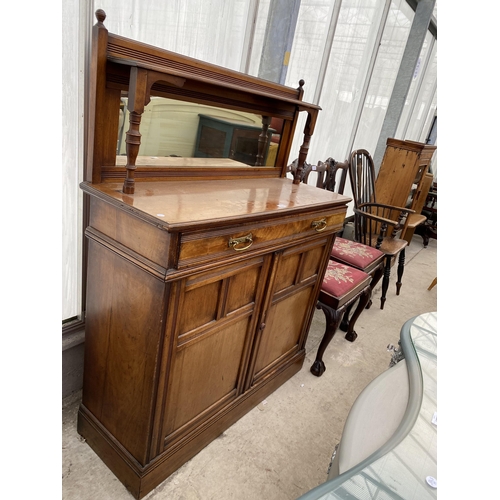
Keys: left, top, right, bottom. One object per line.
{"left": 177, "top": 209, "right": 345, "bottom": 269}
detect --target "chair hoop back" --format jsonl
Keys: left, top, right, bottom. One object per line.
{"left": 348, "top": 149, "right": 377, "bottom": 208}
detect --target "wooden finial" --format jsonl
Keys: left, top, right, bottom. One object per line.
{"left": 95, "top": 9, "right": 106, "bottom": 24}
{"left": 297, "top": 80, "right": 305, "bottom": 101}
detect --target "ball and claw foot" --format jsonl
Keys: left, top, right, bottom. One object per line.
{"left": 310, "top": 360, "right": 326, "bottom": 377}
{"left": 344, "top": 331, "right": 358, "bottom": 342}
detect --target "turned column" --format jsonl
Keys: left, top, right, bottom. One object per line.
{"left": 255, "top": 116, "right": 271, "bottom": 166}
{"left": 123, "top": 67, "right": 149, "bottom": 194}
{"left": 294, "top": 86, "right": 318, "bottom": 185}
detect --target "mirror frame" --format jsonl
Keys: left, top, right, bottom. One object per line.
{"left": 85, "top": 10, "right": 321, "bottom": 193}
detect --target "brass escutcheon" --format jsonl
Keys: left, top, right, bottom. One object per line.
{"left": 228, "top": 233, "right": 253, "bottom": 251}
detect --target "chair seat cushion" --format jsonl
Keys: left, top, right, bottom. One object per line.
{"left": 331, "top": 237, "right": 384, "bottom": 270}
{"left": 322, "top": 261, "right": 370, "bottom": 299}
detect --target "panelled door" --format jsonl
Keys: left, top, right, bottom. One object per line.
{"left": 160, "top": 254, "right": 271, "bottom": 450}
{"left": 247, "top": 235, "right": 332, "bottom": 387}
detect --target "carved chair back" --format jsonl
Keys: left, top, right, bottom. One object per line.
{"left": 288, "top": 157, "right": 348, "bottom": 194}
{"left": 310, "top": 157, "right": 349, "bottom": 193}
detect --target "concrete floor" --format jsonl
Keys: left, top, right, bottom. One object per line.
{"left": 62, "top": 236, "right": 437, "bottom": 500}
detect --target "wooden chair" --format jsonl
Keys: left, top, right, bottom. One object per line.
{"left": 330, "top": 236, "right": 384, "bottom": 311}
{"left": 288, "top": 157, "right": 347, "bottom": 191}
{"left": 348, "top": 149, "right": 414, "bottom": 309}
{"left": 287, "top": 159, "right": 378, "bottom": 376}
{"left": 320, "top": 158, "right": 385, "bottom": 311}
{"left": 371, "top": 138, "right": 436, "bottom": 247}
{"left": 374, "top": 138, "right": 436, "bottom": 210}
{"left": 415, "top": 182, "right": 437, "bottom": 247}
{"left": 310, "top": 260, "right": 372, "bottom": 377}
{"left": 402, "top": 171, "right": 434, "bottom": 245}
{"left": 298, "top": 158, "right": 385, "bottom": 310}
{"left": 289, "top": 157, "right": 384, "bottom": 316}
{"left": 287, "top": 158, "right": 331, "bottom": 187}
{"left": 304, "top": 157, "right": 348, "bottom": 192}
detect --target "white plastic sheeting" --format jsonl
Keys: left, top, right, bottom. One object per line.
{"left": 62, "top": 0, "right": 437, "bottom": 321}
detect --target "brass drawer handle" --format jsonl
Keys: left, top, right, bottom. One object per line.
{"left": 311, "top": 218, "right": 327, "bottom": 232}
{"left": 228, "top": 233, "right": 253, "bottom": 251}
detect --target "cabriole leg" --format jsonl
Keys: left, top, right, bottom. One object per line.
{"left": 344, "top": 286, "right": 371, "bottom": 342}
{"left": 311, "top": 302, "right": 344, "bottom": 377}
{"left": 339, "top": 302, "right": 355, "bottom": 332}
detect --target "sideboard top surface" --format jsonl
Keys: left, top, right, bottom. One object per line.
{"left": 82, "top": 177, "right": 351, "bottom": 230}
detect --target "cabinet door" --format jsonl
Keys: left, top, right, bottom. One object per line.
{"left": 159, "top": 255, "right": 271, "bottom": 450}
{"left": 248, "top": 235, "right": 332, "bottom": 387}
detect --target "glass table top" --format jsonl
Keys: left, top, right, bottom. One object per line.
{"left": 298, "top": 312, "right": 437, "bottom": 500}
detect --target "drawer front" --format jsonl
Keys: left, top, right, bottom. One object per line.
{"left": 177, "top": 209, "right": 345, "bottom": 269}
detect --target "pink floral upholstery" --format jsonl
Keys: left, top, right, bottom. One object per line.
{"left": 322, "top": 260, "right": 370, "bottom": 298}
{"left": 331, "top": 237, "right": 384, "bottom": 270}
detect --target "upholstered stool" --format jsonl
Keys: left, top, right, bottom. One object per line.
{"left": 330, "top": 237, "right": 385, "bottom": 310}
{"left": 311, "top": 261, "right": 372, "bottom": 377}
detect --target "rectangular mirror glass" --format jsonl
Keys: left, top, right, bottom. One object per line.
{"left": 117, "top": 96, "right": 283, "bottom": 168}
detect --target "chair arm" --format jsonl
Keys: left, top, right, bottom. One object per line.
{"left": 354, "top": 207, "right": 403, "bottom": 228}
{"left": 365, "top": 202, "right": 415, "bottom": 215}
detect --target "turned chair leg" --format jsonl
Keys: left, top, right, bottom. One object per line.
{"left": 380, "top": 256, "right": 392, "bottom": 310}
{"left": 310, "top": 303, "right": 345, "bottom": 377}
{"left": 396, "top": 248, "right": 405, "bottom": 296}
{"left": 344, "top": 286, "right": 371, "bottom": 342}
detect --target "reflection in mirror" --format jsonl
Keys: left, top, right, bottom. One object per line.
{"left": 117, "top": 96, "right": 283, "bottom": 167}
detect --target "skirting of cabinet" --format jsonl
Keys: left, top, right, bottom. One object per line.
{"left": 78, "top": 353, "right": 304, "bottom": 499}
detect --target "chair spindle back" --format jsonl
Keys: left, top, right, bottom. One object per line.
{"left": 349, "top": 149, "right": 377, "bottom": 208}
{"left": 349, "top": 149, "right": 409, "bottom": 245}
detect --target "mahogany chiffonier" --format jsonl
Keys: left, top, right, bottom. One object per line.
{"left": 78, "top": 10, "right": 351, "bottom": 499}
